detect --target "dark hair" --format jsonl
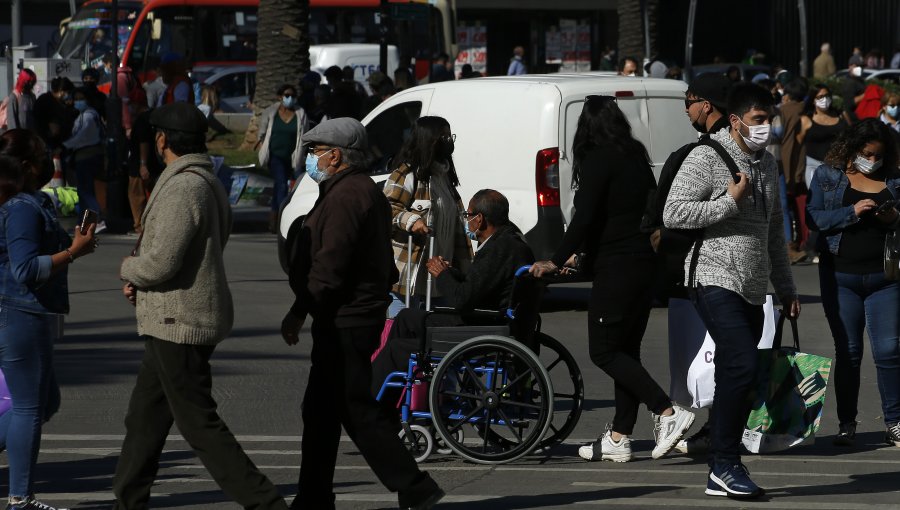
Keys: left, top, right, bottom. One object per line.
{"left": 825, "top": 118, "right": 899, "bottom": 174}
{"left": 0, "top": 156, "right": 21, "bottom": 204}
{"left": 51, "top": 76, "right": 75, "bottom": 94}
{"left": 277, "top": 83, "right": 296, "bottom": 96}
{"left": 571, "top": 96, "right": 651, "bottom": 189}
{"left": 803, "top": 84, "right": 841, "bottom": 117}
{"left": 726, "top": 65, "right": 741, "bottom": 80}
{"left": 324, "top": 66, "right": 343, "bottom": 83}
{"left": 396, "top": 116, "right": 460, "bottom": 187}
{"left": 0, "top": 129, "right": 48, "bottom": 192}
{"left": 375, "top": 78, "right": 395, "bottom": 97}
{"left": 82, "top": 67, "right": 100, "bottom": 81}
{"left": 726, "top": 82, "right": 776, "bottom": 119}
{"left": 618, "top": 57, "right": 638, "bottom": 73}
{"left": 342, "top": 66, "right": 355, "bottom": 80}
{"left": 158, "top": 128, "right": 207, "bottom": 157}
{"left": 783, "top": 78, "right": 808, "bottom": 102}
{"left": 470, "top": 189, "right": 509, "bottom": 226}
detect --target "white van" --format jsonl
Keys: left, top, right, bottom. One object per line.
{"left": 278, "top": 74, "right": 695, "bottom": 270}
{"left": 310, "top": 44, "right": 399, "bottom": 94}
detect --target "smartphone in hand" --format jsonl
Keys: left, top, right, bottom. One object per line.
{"left": 80, "top": 209, "right": 99, "bottom": 235}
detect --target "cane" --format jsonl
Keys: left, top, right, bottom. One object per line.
{"left": 425, "top": 213, "right": 435, "bottom": 312}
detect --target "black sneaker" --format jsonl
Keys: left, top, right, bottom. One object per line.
{"left": 706, "top": 462, "right": 763, "bottom": 499}
{"left": 6, "top": 497, "right": 67, "bottom": 510}
{"left": 887, "top": 422, "right": 900, "bottom": 447}
{"left": 833, "top": 422, "right": 857, "bottom": 446}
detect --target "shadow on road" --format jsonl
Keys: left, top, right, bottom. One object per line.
{"left": 436, "top": 485, "right": 681, "bottom": 509}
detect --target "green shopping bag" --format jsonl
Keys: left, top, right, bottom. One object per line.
{"left": 742, "top": 315, "right": 832, "bottom": 453}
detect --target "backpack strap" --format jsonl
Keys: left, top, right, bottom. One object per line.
{"left": 687, "top": 138, "right": 745, "bottom": 288}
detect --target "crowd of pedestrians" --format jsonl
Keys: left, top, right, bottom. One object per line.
{"left": 3, "top": 40, "right": 900, "bottom": 510}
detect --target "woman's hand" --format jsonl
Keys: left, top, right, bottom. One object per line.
{"left": 529, "top": 260, "right": 559, "bottom": 278}
{"left": 70, "top": 223, "right": 97, "bottom": 259}
{"left": 123, "top": 282, "right": 137, "bottom": 307}
{"left": 411, "top": 218, "right": 430, "bottom": 235}
{"left": 854, "top": 199, "right": 876, "bottom": 217}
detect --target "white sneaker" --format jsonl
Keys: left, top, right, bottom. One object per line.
{"left": 651, "top": 405, "right": 695, "bottom": 459}
{"left": 578, "top": 424, "right": 633, "bottom": 463}
{"left": 94, "top": 220, "right": 108, "bottom": 234}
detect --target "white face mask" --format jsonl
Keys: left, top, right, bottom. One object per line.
{"left": 815, "top": 96, "right": 832, "bottom": 110}
{"left": 854, "top": 155, "right": 883, "bottom": 175}
{"left": 851, "top": 66, "right": 863, "bottom": 77}
{"left": 735, "top": 117, "right": 771, "bottom": 152}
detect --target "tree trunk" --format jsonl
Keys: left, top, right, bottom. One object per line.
{"left": 241, "top": 0, "right": 310, "bottom": 150}
{"left": 616, "top": 0, "right": 658, "bottom": 73}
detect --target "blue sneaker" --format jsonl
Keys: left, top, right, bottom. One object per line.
{"left": 706, "top": 463, "right": 763, "bottom": 499}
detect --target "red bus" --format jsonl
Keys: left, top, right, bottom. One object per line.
{"left": 55, "top": 0, "right": 457, "bottom": 80}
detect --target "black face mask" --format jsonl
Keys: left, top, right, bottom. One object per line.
{"left": 691, "top": 119, "right": 707, "bottom": 134}
{"left": 436, "top": 140, "right": 455, "bottom": 159}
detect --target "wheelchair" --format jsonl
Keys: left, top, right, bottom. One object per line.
{"left": 374, "top": 265, "right": 585, "bottom": 465}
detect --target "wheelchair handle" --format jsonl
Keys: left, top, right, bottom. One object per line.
{"left": 515, "top": 265, "right": 533, "bottom": 278}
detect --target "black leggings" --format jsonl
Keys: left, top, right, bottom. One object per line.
{"left": 587, "top": 255, "right": 671, "bottom": 435}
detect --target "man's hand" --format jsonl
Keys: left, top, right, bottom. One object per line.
{"left": 426, "top": 256, "right": 449, "bottom": 277}
{"left": 529, "top": 260, "right": 559, "bottom": 278}
{"left": 727, "top": 172, "right": 751, "bottom": 203}
{"left": 781, "top": 296, "right": 801, "bottom": 319}
{"left": 650, "top": 229, "right": 662, "bottom": 253}
{"left": 281, "top": 311, "right": 304, "bottom": 346}
{"left": 854, "top": 199, "right": 876, "bottom": 217}
{"left": 139, "top": 165, "right": 151, "bottom": 181}
{"left": 123, "top": 282, "right": 137, "bottom": 307}
{"left": 410, "top": 218, "right": 430, "bottom": 236}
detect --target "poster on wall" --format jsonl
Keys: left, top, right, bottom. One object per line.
{"left": 455, "top": 24, "right": 473, "bottom": 76}
{"left": 455, "top": 23, "right": 487, "bottom": 76}
{"left": 559, "top": 19, "right": 577, "bottom": 73}
{"left": 545, "top": 26, "right": 562, "bottom": 65}
{"left": 576, "top": 22, "right": 591, "bottom": 72}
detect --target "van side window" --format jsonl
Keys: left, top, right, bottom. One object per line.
{"left": 367, "top": 101, "right": 422, "bottom": 176}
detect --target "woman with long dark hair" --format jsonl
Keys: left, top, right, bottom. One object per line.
{"left": 531, "top": 96, "right": 694, "bottom": 462}
{"left": 383, "top": 116, "right": 472, "bottom": 315}
{"left": 807, "top": 118, "right": 900, "bottom": 448}
{"left": 0, "top": 129, "right": 97, "bottom": 510}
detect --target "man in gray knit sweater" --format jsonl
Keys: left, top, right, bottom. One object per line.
{"left": 664, "top": 83, "right": 800, "bottom": 500}
{"left": 113, "top": 102, "right": 287, "bottom": 510}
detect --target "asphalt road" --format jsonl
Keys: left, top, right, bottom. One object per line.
{"left": 11, "top": 233, "right": 900, "bottom": 509}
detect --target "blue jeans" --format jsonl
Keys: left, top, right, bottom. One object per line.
{"left": 0, "top": 305, "right": 54, "bottom": 498}
{"left": 74, "top": 153, "right": 103, "bottom": 216}
{"left": 690, "top": 285, "right": 764, "bottom": 466}
{"left": 269, "top": 155, "right": 292, "bottom": 212}
{"left": 819, "top": 266, "right": 900, "bottom": 425}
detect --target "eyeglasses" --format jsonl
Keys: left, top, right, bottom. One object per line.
{"left": 684, "top": 98, "right": 706, "bottom": 109}
{"left": 459, "top": 211, "right": 480, "bottom": 220}
{"left": 441, "top": 134, "right": 457, "bottom": 143}
{"left": 311, "top": 146, "right": 335, "bottom": 155}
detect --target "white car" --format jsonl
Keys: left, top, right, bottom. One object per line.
{"left": 192, "top": 65, "right": 257, "bottom": 113}
{"left": 278, "top": 74, "right": 696, "bottom": 272}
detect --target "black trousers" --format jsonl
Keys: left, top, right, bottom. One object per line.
{"left": 587, "top": 255, "right": 672, "bottom": 435}
{"left": 294, "top": 319, "right": 438, "bottom": 509}
{"left": 112, "top": 337, "right": 287, "bottom": 510}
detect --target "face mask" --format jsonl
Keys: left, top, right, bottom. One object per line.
{"left": 74, "top": 100, "right": 88, "bottom": 112}
{"left": 887, "top": 105, "right": 899, "bottom": 118}
{"left": 854, "top": 155, "right": 883, "bottom": 175}
{"left": 436, "top": 140, "right": 455, "bottom": 159}
{"left": 464, "top": 216, "right": 478, "bottom": 241}
{"left": 736, "top": 118, "right": 771, "bottom": 151}
{"left": 305, "top": 151, "right": 333, "bottom": 183}
{"left": 851, "top": 66, "right": 863, "bottom": 77}
{"left": 282, "top": 96, "right": 295, "bottom": 109}
{"left": 815, "top": 96, "right": 832, "bottom": 110}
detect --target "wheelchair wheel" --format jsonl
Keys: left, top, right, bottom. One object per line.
{"left": 399, "top": 424, "right": 434, "bottom": 463}
{"left": 429, "top": 336, "right": 553, "bottom": 464}
{"left": 433, "top": 425, "right": 464, "bottom": 455}
{"left": 534, "top": 333, "right": 584, "bottom": 448}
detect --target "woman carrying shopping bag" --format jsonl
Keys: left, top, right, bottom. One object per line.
{"left": 807, "top": 118, "right": 900, "bottom": 448}
{"left": 383, "top": 116, "right": 472, "bottom": 316}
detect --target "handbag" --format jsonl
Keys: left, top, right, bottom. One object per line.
{"left": 742, "top": 315, "right": 833, "bottom": 453}
{"left": 884, "top": 230, "right": 900, "bottom": 280}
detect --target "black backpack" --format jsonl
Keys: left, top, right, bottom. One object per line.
{"left": 641, "top": 137, "right": 743, "bottom": 297}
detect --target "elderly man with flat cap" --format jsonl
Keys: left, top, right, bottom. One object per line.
{"left": 281, "top": 118, "right": 444, "bottom": 510}
{"left": 113, "top": 102, "right": 288, "bottom": 510}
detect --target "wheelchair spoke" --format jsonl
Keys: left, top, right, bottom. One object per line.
{"left": 448, "top": 404, "right": 484, "bottom": 435}
{"left": 497, "top": 367, "right": 535, "bottom": 396}
{"left": 462, "top": 360, "right": 489, "bottom": 392}
{"left": 489, "top": 351, "right": 501, "bottom": 392}
{"left": 554, "top": 393, "right": 576, "bottom": 399}
{"left": 442, "top": 390, "right": 479, "bottom": 401}
{"left": 481, "top": 409, "right": 493, "bottom": 452}
{"left": 495, "top": 408, "right": 523, "bottom": 442}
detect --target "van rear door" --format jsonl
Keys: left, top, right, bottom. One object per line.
{"left": 646, "top": 84, "right": 697, "bottom": 179}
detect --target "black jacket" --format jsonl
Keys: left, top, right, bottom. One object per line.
{"left": 289, "top": 166, "right": 398, "bottom": 327}
{"left": 436, "top": 224, "right": 534, "bottom": 313}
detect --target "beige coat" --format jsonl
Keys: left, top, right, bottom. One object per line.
{"left": 120, "top": 154, "right": 233, "bottom": 345}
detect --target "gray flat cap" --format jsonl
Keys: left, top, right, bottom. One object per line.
{"left": 301, "top": 117, "right": 368, "bottom": 150}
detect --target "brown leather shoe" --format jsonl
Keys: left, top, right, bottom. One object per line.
{"left": 787, "top": 246, "right": 808, "bottom": 264}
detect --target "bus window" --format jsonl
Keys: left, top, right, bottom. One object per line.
{"left": 214, "top": 7, "right": 258, "bottom": 61}
{"left": 144, "top": 7, "right": 194, "bottom": 65}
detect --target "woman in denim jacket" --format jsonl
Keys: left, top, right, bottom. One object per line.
{"left": 807, "top": 119, "right": 900, "bottom": 449}
{"left": 0, "top": 129, "right": 97, "bottom": 510}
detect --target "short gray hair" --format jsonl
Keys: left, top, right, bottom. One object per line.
{"left": 338, "top": 146, "right": 372, "bottom": 170}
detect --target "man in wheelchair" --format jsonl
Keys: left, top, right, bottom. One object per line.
{"left": 373, "top": 189, "right": 535, "bottom": 395}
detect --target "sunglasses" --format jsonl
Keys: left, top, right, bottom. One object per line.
{"left": 684, "top": 98, "right": 706, "bottom": 108}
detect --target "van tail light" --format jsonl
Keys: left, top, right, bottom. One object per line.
{"left": 615, "top": 90, "right": 634, "bottom": 97}
{"left": 536, "top": 148, "right": 560, "bottom": 207}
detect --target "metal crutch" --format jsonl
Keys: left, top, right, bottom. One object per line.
{"left": 425, "top": 213, "right": 435, "bottom": 311}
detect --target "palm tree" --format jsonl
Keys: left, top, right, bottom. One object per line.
{"left": 617, "top": 0, "right": 658, "bottom": 71}
{"left": 241, "top": 0, "right": 310, "bottom": 150}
